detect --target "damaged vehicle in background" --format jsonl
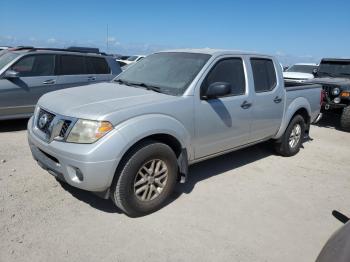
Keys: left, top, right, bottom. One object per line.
{"left": 27, "top": 49, "right": 322, "bottom": 216}
{"left": 308, "top": 58, "right": 350, "bottom": 131}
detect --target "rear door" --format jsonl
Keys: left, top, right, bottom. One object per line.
{"left": 249, "top": 57, "right": 284, "bottom": 140}
{"left": 0, "top": 54, "right": 56, "bottom": 117}
{"left": 55, "top": 54, "right": 95, "bottom": 89}
{"left": 87, "top": 56, "right": 113, "bottom": 81}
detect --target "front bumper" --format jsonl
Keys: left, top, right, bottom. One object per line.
{"left": 27, "top": 117, "right": 122, "bottom": 193}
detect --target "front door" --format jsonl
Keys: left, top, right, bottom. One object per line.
{"left": 194, "top": 57, "right": 253, "bottom": 159}
{"left": 0, "top": 54, "right": 56, "bottom": 118}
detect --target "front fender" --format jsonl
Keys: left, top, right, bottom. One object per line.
{"left": 114, "top": 114, "right": 193, "bottom": 159}
{"left": 274, "top": 97, "right": 311, "bottom": 139}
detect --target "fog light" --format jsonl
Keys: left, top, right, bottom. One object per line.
{"left": 75, "top": 168, "right": 84, "bottom": 181}
{"left": 334, "top": 97, "right": 341, "bottom": 104}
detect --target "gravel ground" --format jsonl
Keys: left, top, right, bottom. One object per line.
{"left": 0, "top": 115, "right": 349, "bottom": 262}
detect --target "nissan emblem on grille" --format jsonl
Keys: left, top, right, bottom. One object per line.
{"left": 38, "top": 114, "right": 49, "bottom": 129}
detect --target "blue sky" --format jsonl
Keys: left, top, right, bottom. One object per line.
{"left": 1, "top": 0, "right": 350, "bottom": 64}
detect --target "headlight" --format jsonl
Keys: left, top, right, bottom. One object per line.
{"left": 332, "top": 87, "right": 340, "bottom": 96}
{"left": 66, "top": 119, "right": 113, "bottom": 144}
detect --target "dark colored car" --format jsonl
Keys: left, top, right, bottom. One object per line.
{"left": 308, "top": 58, "right": 350, "bottom": 131}
{"left": 316, "top": 211, "right": 350, "bottom": 262}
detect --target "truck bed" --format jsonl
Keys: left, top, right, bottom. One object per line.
{"left": 284, "top": 81, "right": 322, "bottom": 91}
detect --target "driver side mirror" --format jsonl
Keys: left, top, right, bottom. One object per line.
{"left": 3, "top": 70, "right": 19, "bottom": 79}
{"left": 312, "top": 68, "right": 318, "bottom": 76}
{"left": 203, "top": 82, "right": 231, "bottom": 100}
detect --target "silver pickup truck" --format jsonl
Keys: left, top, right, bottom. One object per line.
{"left": 27, "top": 49, "right": 322, "bottom": 216}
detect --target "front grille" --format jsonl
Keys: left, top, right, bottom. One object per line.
{"left": 35, "top": 108, "right": 74, "bottom": 142}
{"left": 322, "top": 85, "right": 338, "bottom": 102}
{"left": 37, "top": 109, "right": 55, "bottom": 134}
{"left": 59, "top": 120, "right": 72, "bottom": 138}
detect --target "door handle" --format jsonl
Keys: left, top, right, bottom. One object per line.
{"left": 88, "top": 76, "right": 96, "bottom": 81}
{"left": 274, "top": 96, "right": 282, "bottom": 103}
{"left": 42, "top": 79, "right": 56, "bottom": 85}
{"left": 241, "top": 101, "right": 252, "bottom": 109}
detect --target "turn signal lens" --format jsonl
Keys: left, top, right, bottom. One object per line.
{"left": 340, "top": 91, "right": 350, "bottom": 98}
{"left": 96, "top": 122, "right": 113, "bottom": 139}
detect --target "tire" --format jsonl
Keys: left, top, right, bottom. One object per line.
{"left": 110, "top": 140, "right": 178, "bottom": 217}
{"left": 340, "top": 106, "right": 350, "bottom": 132}
{"left": 274, "top": 115, "right": 306, "bottom": 157}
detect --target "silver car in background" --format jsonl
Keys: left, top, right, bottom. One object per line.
{"left": 0, "top": 47, "right": 122, "bottom": 120}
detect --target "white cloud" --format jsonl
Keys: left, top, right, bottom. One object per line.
{"left": 47, "top": 38, "right": 57, "bottom": 44}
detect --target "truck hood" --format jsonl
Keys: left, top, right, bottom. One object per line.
{"left": 283, "top": 72, "right": 314, "bottom": 80}
{"left": 38, "top": 82, "right": 178, "bottom": 120}
{"left": 307, "top": 77, "right": 350, "bottom": 86}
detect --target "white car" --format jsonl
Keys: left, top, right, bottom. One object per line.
{"left": 116, "top": 55, "right": 145, "bottom": 66}
{"left": 283, "top": 63, "right": 318, "bottom": 82}
{"left": 0, "top": 46, "right": 10, "bottom": 51}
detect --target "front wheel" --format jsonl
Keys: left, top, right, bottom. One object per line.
{"left": 274, "top": 115, "right": 306, "bottom": 157}
{"left": 110, "top": 140, "right": 178, "bottom": 217}
{"left": 340, "top": 105, "right": 350, "bottom": 132}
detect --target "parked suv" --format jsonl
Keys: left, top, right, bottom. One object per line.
{"left": 308, "top": 58, "right": 350, "bottom": 131}
{"left": 28, "top": 49, "right": 321, "bottom": 216}
{"left": 0, "top": 47, "right": 122, "bottom": 120}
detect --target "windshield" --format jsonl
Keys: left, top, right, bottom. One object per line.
{"left": 127, "top": 56, "right": 138, "bottom": 61}
{"left": 317, "top": 60, "right": 350, "bottom": 78}
{"left": 286, "top": 65, "right": 317, "bottom": 74}
{"left": 0, "top": 52, "right": 20, "bottom": 71}
{"left": 115, "top": 52, "right": 211, "bottom": 96}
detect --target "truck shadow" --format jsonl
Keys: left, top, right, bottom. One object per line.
{"left": 58, "top": 181, "right": 123, "bottom": 214}
{"left": 60, "top": 142, "right": 275, "bottom": 215}
{"left": 0, "top": 119, "right": 29, "bottom": 132}
{"left": 174, "top": 142, "right": 273, "bottom": 195}
{"left": 313, "top": 112, "right": 348, "bottom": 132}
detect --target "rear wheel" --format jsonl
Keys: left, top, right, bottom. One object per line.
{"left": 110, "top": 140, "right": 178, "bottom": 217}
{"left": 340, "top": 105, "right": 350, "bottom": 132}
{"left": 274, "top": 115, "right": 306, "bottom": 157}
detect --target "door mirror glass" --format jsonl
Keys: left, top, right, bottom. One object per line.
{"left": 312, "top": 68, "right": 318, "bottom": 76}
{"left": 3, "top": 70, "right": 19, "bottom": 79}
{"left": 204, "top": 82, "right": 231, "bottom": 99}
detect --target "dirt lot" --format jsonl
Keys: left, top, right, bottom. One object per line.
{"left": 0, "top": 116, "right": 349, "bottom": 262}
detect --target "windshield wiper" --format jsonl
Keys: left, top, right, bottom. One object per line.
{"left": 114, "top": 79, "right": 163, "bottom": 93}
{"left": 114, "top": 79, "right": 132, "bottom": 86}
{"left": 339, "top": 72, "right": 350, "bottom": 77}
{"left": 127, "top": 82, "right": 162, "bottom": 93}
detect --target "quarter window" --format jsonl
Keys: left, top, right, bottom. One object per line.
{"left": 202, "top": 58, "right": 246, "bottom": 97}
{"left": 250, "top": 58, "right": 277, "bottom": 92}
{"left": 88, "top": 57, "right": 110, "bottom": 74}
{"left": 60, "top": 55, "right": 86, "bottom": 75}
{"left": 11, "top": 55, "right": 55, "bottom": 77}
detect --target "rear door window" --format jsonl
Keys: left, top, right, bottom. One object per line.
{"left": 88, "top": 57, "right": 110, "bottom": 74}
{"left": 11, "top": 55, "right": 55, "bottom": 77}
{"left": 59, "top": 55, "right": 86, "bottom": 75}
{"left": 250, "top": 58, "right": 277, "bottom": 92}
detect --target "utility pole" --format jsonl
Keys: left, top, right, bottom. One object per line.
{"left": 106, "top": 24, "right": 109, "bottom": 53}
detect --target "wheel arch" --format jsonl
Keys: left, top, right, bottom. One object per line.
{"left": 111, "top": 114, "right": 192, "bottom": 186}
{"left": 274, "top": 97, "right": 312, "bottom": 139}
